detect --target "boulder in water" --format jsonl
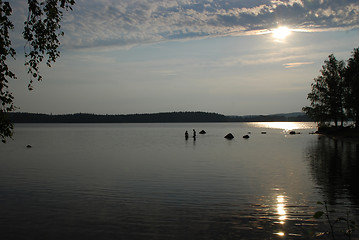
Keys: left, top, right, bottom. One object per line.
{"left": 224, "top": 133, "right": 234, "bottom": 139}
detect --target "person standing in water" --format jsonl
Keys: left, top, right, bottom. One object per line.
{"left": 193, "top": 129, "right": 196, "bottom": 138}
{"left": 185, "top": 131, "right": 189, "bottom": 140}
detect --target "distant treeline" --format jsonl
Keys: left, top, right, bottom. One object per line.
{"left": 9, "top": 112, "right": 227, "bottom": 123}
{"left": 8, "top": 111, "right": 312, "bottom": 123}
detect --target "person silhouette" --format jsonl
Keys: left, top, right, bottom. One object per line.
{"left": 185, "top": 131, "right": 189, "bottom": 140}
{"left": 193, "top": 129, "right": 196, "bottom": 138}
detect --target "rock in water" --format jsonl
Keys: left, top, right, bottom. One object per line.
{"left": 224, "top": 133, "right": 234, "bottom": 139}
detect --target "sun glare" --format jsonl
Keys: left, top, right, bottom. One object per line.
{"left": 272, "top": 27, "right": 291, "bottom": 40}
{"left": 251, "top": 122, "right": 303, "bottom": 131}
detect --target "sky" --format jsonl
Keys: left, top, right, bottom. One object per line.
{"left": 7, "top": 0, "right": 359, "bottom": 115}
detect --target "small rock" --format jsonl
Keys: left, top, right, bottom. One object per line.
{"left": 199, "top": 130, "right": 206, "bottom": 134}
{"left": 26, "top": 145, "right": 32, "bottom": 148}
{"left": 224, "top": 133, "right": 234, "bottom": 139}
{"left": 243, "top": 135, "right": 250, "bottom": 139}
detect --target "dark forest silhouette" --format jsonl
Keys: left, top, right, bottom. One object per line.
{"left": 303, "top": 48, "right": 359, "bottom": 128}
{"left": 8, "top": 111, "right": 311, "bottom": 123}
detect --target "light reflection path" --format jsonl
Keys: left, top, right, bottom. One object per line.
{"left": 249, "top": 122, "right": 315, "bottom": 131}
{"left": 275, "top": 195, "right": 287, "bottom": 237}
{"left": 277, "top": 195, "right": 286, "bottom": 224}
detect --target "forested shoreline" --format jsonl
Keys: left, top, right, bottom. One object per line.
{"left": 303, "top": 47, "right": 359, "bottom": 128}
{"left": 8, "top": 111, "right": 311, "bottom": 123}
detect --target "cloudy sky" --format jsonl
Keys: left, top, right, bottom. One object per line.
{"left": 8, "top": 0, "right": 359, "bottom": 115}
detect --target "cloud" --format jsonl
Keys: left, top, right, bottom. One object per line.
{"left": 283, "top": 62, "right": 314, "bottom": 68}
{"left": 11, "top": 0, "right": 359, "bottom": 49}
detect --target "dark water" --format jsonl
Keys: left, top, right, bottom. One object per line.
{"left": 0, "top": 123, "right": 358, "bottom": 239}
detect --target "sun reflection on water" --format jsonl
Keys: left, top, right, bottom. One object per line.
{"left": 274, "top": 231, "right": 285, "bottom": 236}
{"left": 274, "top": 195, "right": 287, "bottom": 237}
{"left": 277, "top": 195, "right": 287, "bottom": 224}
{"left": 250, "top": 122, "right": 314, "bottom": 131}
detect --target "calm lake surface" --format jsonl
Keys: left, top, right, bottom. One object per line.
{"left": 1, "top": 122, "right": 359, "bottom": 239}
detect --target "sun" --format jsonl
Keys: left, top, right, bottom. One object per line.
{"left": 272, "top": 26, "right": 291, "bottom": 40}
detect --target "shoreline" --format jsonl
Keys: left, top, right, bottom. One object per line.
{"left": 316, "top": 127, "right": 359, "bottom": 144}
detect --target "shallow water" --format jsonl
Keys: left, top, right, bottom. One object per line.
{"left": 1, "top": 122, "right": 358, "bottom": 239}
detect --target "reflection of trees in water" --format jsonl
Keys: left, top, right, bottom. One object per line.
{"left": 306, "top": 136, "right": 359, "bottom": 205}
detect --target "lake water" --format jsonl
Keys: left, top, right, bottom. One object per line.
{"left": 1, "top": 122, "right": 359, "bottom": 239}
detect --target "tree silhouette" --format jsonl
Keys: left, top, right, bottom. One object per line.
{"left": 344, "top": 47, "right": 359, "bottom": 128}
{"left": 0, "top": 0, "right": 74, "bottom": 143}
{"left": 303, "top": 54, "right": 346, "bottom": 127}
